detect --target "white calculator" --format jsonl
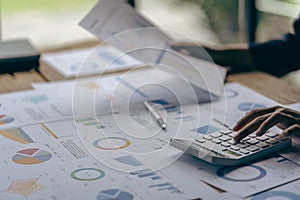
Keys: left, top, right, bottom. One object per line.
{"left": 169, "top": 129, "right": 292, "bottom": 166}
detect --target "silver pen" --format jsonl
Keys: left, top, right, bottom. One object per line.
{"left": 144, "top": 101, "right": 167, "bottom": 129}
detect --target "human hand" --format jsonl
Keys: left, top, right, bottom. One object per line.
{"left": 170, "top": 42, "right": 254, "bottom": 73}
{"left": 233, "top": 106, "right": 300, "bottom": 142}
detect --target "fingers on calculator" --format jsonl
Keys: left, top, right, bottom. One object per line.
{"left": 233, "top": 106, "right": 300, "bottom": 142}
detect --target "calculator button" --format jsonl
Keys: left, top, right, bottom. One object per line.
{"left": 219, "top": 129, "right": 232, "bottom": 134}
{"left": 221, "top": 142, "right": 231, "bottom": 147}
{"left": 201, "top": 141, "right": 218, "bottom": 150}
{"left": 256, "top": 135, "right": 269, "bottom": 141}
{"left": 210, "top": 132, "right": 222, "bottom": 138}
{"left": 239, "top": 149, "right": 250, "bottom": 154}
{"left": 266, "top": 139, "right": 279, "bottom": 145}
{"left": 236, "top": 142, "right": 250, "bottom": 148}
{"left": 222, "top": 149, "right": 243, "bottom": 157}
{"left": 212, "top": 138, "right": 222, "bottom": 144}
{"left": 246, "top": 146, "right": 260, "bottom": 152}
{"left": 228, "top": 139, "right": 237, "bottom": 145}
{"left": 246, "top": 138, "right": 259, "bottom": 145}
{"left": 266, "top": 131, "right": 279, "bottom": 138}
{"left": 241, "top": 137, "right": 250, "bottom": 142}
{"left": 230, "top": 145, "right": 240, "bottom": 151}
{"left": 256, "top": 142, "right": 269, "bottom": 148}
{"left": 203, "top": 135, "right": 213, "bottom": 141}
{"left": 195, "top": 138, "right": 206, "bottom": 143}
{"left": 219, "top": 135, "right": 231, "bottom": 142}
{"left": 248, "top": 133, "right": 256, "bottom": 138}
{"left": 228, "top": 132, "right": 236, "bottom": 137}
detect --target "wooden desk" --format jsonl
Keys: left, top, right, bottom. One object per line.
{"left": 1, "top": 40, "right": 300, "bottom": 105}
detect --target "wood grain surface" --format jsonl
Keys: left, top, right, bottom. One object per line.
{"left": 1, "top": 40, "right": 299, "bottom": 105}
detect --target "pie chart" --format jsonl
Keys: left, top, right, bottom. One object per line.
{"left": 0, "top": 114, "right": 15, "bottom": 125}
{"left": 93, "top": 137, "right": 131, "bottom": 150}
{"left": 97, "top": 189, "right": 134, "bottom": 200}
{"left": 12, "top": 148, "right": 52, "bottom": 165}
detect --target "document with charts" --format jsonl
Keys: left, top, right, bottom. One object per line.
{"left": 42, "top": 44, "right": 142, "bottom": 78}
{"left": 1, "top": 65, "right": 295, "bottom": 199}
{"left": 80, "top": 0, "right": 227, "bottom": 100}
{"left": 248, "top": 179, "right": 300, "bottom": 199}
{"left": 0, "top": 82, "right": 298, "bottom": 199}
{"left": 0, "top": 118, "right": 219, "bottom": 200}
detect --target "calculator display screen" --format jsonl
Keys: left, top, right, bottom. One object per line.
{"left": 223, "top": 149, "right": 242, "bottom": 157}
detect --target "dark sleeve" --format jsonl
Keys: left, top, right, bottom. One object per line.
{"left": 249, "top": 18, "right": 300, "bottom": 77}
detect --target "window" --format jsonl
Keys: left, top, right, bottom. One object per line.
{"left": 2, "top": 0, "right": 98, "bottom": 48}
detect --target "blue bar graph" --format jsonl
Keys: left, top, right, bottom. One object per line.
{"left": 150, "top": 99, "right": 169, "bottom": 105}
{"left": 138, "top": 172, "right": 157, "bottom": 178}
{"left": 130, "top": 169, "right": 160, "bottom": 179}
{"left": 149, "top": 183, "right": 182, "bottom": 194}
{"left": 130, "top": 169, "right": 151, "bottom": 175}
{"left": 151, "top": 176, "right": 161, "bottom": 180}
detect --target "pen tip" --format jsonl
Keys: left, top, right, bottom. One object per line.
{"left": 162, "top": 124, "right": 167, "bottom": 129}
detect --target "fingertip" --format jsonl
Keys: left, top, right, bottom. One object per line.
{"left": 232, "top": 125, "right": 239, "bottom": 131}
{"left": 233, "top": 138, "right": 239, "bottom": 143}
{"left": 233, "top": 134, "right": 240, "bottom": 143}
{"left": 282, "top": 130, "right": 289, "bottom": 136}
{"left": 255, "top": 131, "right": 263, "bottom": 136}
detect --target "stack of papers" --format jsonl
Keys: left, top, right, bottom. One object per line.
{"left": 0, "top": 66, "right": 300, "bottom": 199}
{"left": 1, "top": 0, "right": 300, "bottom": 199}
{"left": 79, "top": 0, "right": 227, "bottom": 99}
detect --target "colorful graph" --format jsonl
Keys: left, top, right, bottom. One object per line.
{"left": 97, "top": 189, "right": 134, "bottom": 200}
{"left": 0, "top": 114, "right": 15, "bottom": 125}
{"left": 76, "top": 117, "right": 106, "bottom": 129}
{"left": 5, "top": 178, "right": 43, "bottom": 197}
{"left": 24, "top": 95, "right": 49, "bottom": 104}
{"left": 149, "top": 183, "right": 182, "bottom": 194}
{"left": 113, "top": 155, "right": 142, "bottom": 166}
{"left": 190, "top": 125, "right": 220, "bottom": 134}
{"left": 70, "top": 168, "right": 105, "bottom": 181}
{"left": 216, "top": 165, "right": 267, "bottom": 182}
{"left": 41, "top": 124, "right": 59, "bottom": 139}
{"left": 0, "top": 128, "right": 34, "bottom": 144}
{"left": 150, "top": 99, "right": 169, "bottom": 105}
{"left": 130, "top": 169, "right": 161, "bottom": 180}
{"left": 12, "top": 148, "right": 52, "bottom": 165}
{"left": 150, "top": 99, "right": 181, "bottom": 114}
{"left": 93, "top": 137, "right": 131, "bottom": 150}
{"left": 238, "top": 102, "right": 265, "bottom": 111}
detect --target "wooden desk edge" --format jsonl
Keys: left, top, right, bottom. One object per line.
{"left": 1, "top": 40, "right": 300, "bottom": 105}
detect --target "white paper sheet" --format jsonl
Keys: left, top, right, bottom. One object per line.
{"left": 0, "top": 90, "right": 75, "bottom": 130}
{"left": 79, "top": 0, "right": 227, "bottom": 98}
{"left": 1, "top": 67, "right": 292, "bottom": 199}
{"left": 196, "top": 154, "right": 300, "bottom": 198}
{"left": 42, "top": 45, "right": 142, "bottom": 78}
{"left": 248, "top": 179, "right": 300, "bottom": 200}
{"left": 287, "top": 102, "right": 300, "bottom": 111}
{"left": 0, "top": 119, "right": 220, "bottom": 200}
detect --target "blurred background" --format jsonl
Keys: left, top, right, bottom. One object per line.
{"left": 1, "top": 0, "right": 300, "bottom": 86}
